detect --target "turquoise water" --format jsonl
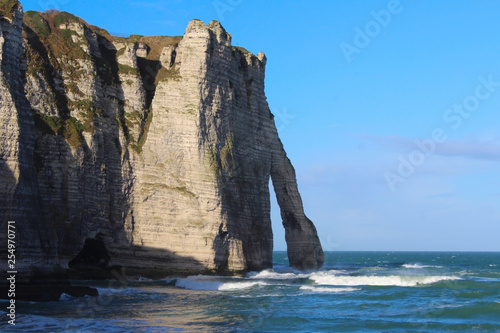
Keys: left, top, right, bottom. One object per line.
{"left": 1, "top": 251, "right": 499, "bottom": 332}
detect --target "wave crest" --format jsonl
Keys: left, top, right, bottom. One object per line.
{"left": 300, "top": 286, "right": 360, "bottom": 293}
{"left": 175, "top": 277, "right": 269, "bottom": 291}
{"left": 310, "top": 272, "right": 461, "bottom": 287}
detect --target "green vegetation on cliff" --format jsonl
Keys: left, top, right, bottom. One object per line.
{"left": 24, "top": 10, "right": 90, "bottom": 61}
{"left": 33, "top": 112, "right": 62, "bottom": 135}
{"left": 118, "top": 64, "right": 139, "bottom": 76}
{"left": 32, "top": 110, "right": 84, "bottom": 149}
{"left": 207, "top": 134, "right": 235, "bottom": 176}
{"left": 116, "top": 107, "right": 153, "bottom": 154}
{"left": 69, "top": 100, "right": 103, "bottom": 133}
{"left": 24, "top": 11, "right": 50, "bottom": 37}
{"left": 133, "top": 109, "right": 153, "bottom": 153}
{"left": 155, "top": 65, "right": 181, "bottom": 84}
{"left": 220, "top": 134, "right": 234, "bottom": 171}
{"left": 0, "top": 0, "right": 18, "bottom": 20}
{"left": 22, "top": 9, "right": 185, "bottom": 154}
{"left": 63, "top": 117, "right": 84, "bottom": 148}
{"left": 52, "top": 10, "right": 79, "bottom": 27}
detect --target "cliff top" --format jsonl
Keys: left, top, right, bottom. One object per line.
{"left": 0, "top": 0, "right": 19, "bottom": 20}
{"left": 23, "top": 10, "right": 91, "bottom": 60}
{"left": 4, "top": 1, "right": 263, "bottom": 67}
{"left": 111, "top": 34, "right": 183, "bottom": 61}
{"left": 22, "top": 8, "right": 182, "bottom": 62}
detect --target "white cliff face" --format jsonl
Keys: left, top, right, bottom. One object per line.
{"left": 0, "top": 2, "right": 61, "bottom": 273}
{"left": 0, "top": 3, "right": 22, "bottom": 223}
{"left": 0, "top": 2, "right": 323, "bottom": 276}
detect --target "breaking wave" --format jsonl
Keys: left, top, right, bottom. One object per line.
{"left": 300, "top": 286, "right": 360, "bottom": 293}
{"left": 310, "top": 271, "right": 461, "bottom": 287}
{"left": 402, "top": 263, "right": 443, "bottom": 269}
{"left": 175, "top": 276, "right": 270, "bottom": 291}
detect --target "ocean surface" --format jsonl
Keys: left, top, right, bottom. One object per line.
{"left": 1, "top": 251, "right": 499, "bottom": 332}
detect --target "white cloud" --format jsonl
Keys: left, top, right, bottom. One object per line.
{"left": 365, "top": 134, "right": 500, "bottom": 161}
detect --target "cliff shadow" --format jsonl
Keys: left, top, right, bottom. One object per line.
{"left": 21, "top": 24, "right": 97, "bottom": 259}
{"left": 0, "top": 21, "right": 75, "bottom": 263}
{"left": 137, "top": 57, "right": 161, "bottom": 110}
{"left": 0, "top": 157, "right": 15, "bottom": 221}
{"left": 66, "top": 233, "right": 209, "bottom": 278}
{"left": 0, "top": 158, "right": 16, "bottom": 266}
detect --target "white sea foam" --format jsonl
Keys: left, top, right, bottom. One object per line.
{"left": 471, "top": 277, "right": 500, "bottom": 282}
{"left": 218, "top": 281, "right": 268, "bottom": 291}
{"left": 175, "top": 277, "right": 268, "bottom": 291}
{"left": 457, "top": 270, "right": 471, "bottom": 276}
{"left": 433, "top": 303, "right": 465, "bottom": 310}
{"left": 300, "top": 286, "right": 360, "bottom": 293}
{"left": 175, "top": 278, "right": 223, "bottom": 291}
{"left": 97, "top": 287, "right": 146, "bottom": 297}
{"left": 309, "top": 272, "right": 461, "bottom": 287}
{"left": 59, "top": 293, "right": 74, "bottom": 301}
{"left": 247, "top": 269, "right": 311, "bottom": 280}
{"left": 402, "top": 263, "right": 443, "bottom": 269}
{"left": 232, "top": 293, "right": 296, "bottom": 298}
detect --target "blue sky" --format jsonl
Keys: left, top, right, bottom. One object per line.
{"left": 22, "top": 0, "right": 500, "bottom": 251}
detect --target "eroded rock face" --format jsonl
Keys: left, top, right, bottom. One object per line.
{"left": 0, "top": 2, "right": 323, "bottom": 276}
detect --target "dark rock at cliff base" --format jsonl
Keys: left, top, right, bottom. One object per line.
{"left": 66, "top": 265, "right": 124, "bottom": 280}
{"left": 1, "top": 272, "right": 98, "bottom": 302}
{"left": 69, "top": 235, "right": 111, "bottom": 269}
{"left": 11, "top": 283, "right": 98, "bottom": 302}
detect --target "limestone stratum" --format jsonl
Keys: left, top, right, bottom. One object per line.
{"left": 0, "top": 0, "right": 323, "bottom": 277}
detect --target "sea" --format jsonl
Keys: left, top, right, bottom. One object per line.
{"left": 1, "top": 251, "right": 499, "bottom": 332}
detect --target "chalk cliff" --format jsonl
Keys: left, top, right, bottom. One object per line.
{"left": 0, "top": 1, "right": 323, "bottom": 276}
